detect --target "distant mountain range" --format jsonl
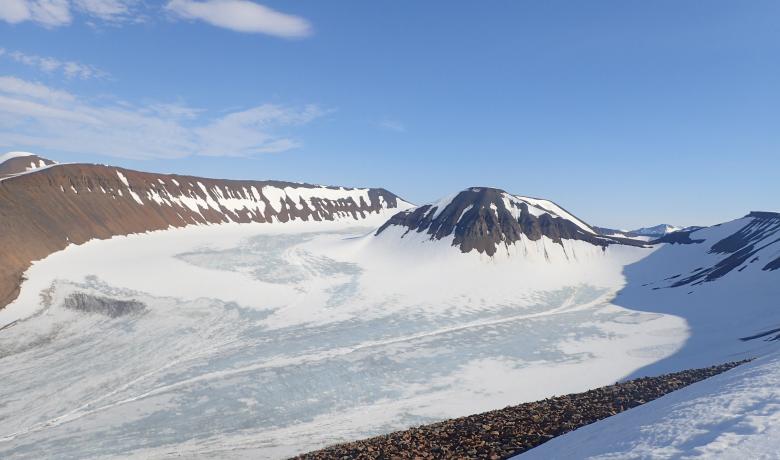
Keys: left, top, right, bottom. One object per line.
{"left": 593, "top": 223, "right": 689, "bottom": 239}
{"left": 1, "top": 151, "right": 779, "bottom": 459}
{"left": 2, "top": 150, "right": 778, "bottom": 310}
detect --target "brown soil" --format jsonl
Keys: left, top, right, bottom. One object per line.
{"left": 294, "top": 360, "right": 748, "bottom": 460}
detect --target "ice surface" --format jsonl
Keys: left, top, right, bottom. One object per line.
{"left": 0, "top": 221, "right": 687, "bottom": 459}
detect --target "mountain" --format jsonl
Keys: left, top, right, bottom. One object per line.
{"left": 595, "top": 223, "right": 686, "bottom": 239}
{"left": 631, "top": 224, "right": 684, "bottom": 237}
{"left": 0, "top": 151, "right": 57, "bottom": 178}
{"left": 606, "top": 210, "right": 780, "bottom": 380}
{"left": 647, "top": 211, "right": 780, "bottom": 287}
{"left": 520, "top": 213, "right": 780, "bottom": 458}
{"left": 375, "top": 187, "right": 645, "bottom": 256}
{"left": 0, "top": 153, "right": 411, "bottom": 310}
{"left": 0, "top": 165, "right": 778, "bottom": 458}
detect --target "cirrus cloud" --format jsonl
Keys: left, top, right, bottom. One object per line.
{"left": 0, "top": 0, "right": 310, "bottom": 38}
{"left": 0, "top": 0, "right": 138, "bottom": 27}
{"left": 166, "top": 0, "right": 312, "bottom": 38}
{"left": 0, "top": 0, "right": 71, "bottom": 27}
{"left": 1, "top": 48, "right": 107, "bottom": 80}
{"left": 0, "top": 75, "right": 328, "bottom": 159}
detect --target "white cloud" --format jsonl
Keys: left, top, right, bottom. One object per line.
{"left": 0, "top": 76, "right": 327, "bottom": 159}
{"left": 195, "top": 104, "right": 324, "bottom": 155}
{"left": 0, "top": 0, "right": 143, "bottom": 26}
{"left": 0, "top": 76, "right": 76, "bottom": 102}
{"left": 378, "top": 120, "right": 406, "bottom": 133}
{"left": 0, "top": 0, "right": 72, "bottom": 26}
{"left": 166, "top": 0, "right": 311, "bottom": 38}
{"left": 0, "top": 0, "right": 32, "bottom": 23}
{"left": 0, "top": 0, "right": 310, "bottom": 37}
{"left": 30, "top": 0, "right": 70, "bottom": 25}
{"left": 1, "top": 49, "right": 107, "bottom": 80}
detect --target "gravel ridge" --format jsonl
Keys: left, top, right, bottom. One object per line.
{"left": 294, "top": 360, "right": 749, "bottom": 460}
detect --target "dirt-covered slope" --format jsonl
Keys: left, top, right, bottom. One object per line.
{"left": 0, "top": 152, "right": 56, "bottom": 178}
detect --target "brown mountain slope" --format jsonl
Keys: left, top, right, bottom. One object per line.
{"left": 0, "top": 161, "right": 408, "bottom": 310}
{"left": 0, "top": 154, "right": 57, "bottom": 178}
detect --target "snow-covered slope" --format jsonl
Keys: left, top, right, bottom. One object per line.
{"left": 375, "top": 187, "right": 644, "bottom": 257}
{"left": 633, "top": 224, "right": 683, "bottom": 237}
{"left": 0, "top": 218, "right": 684, "bottom": 458}
{"left": 0, "top": 167, "right": 777, "bottom": 459}
{"left": 595, "top": 223, "right": 686, "bottom": 240}
{"left": 612, "top": 211, "right": 780, "bottom": 378}
{"left": 520, "top": 352, "right": 780, "bottom": 459}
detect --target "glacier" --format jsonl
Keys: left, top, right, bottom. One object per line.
{"left": 0, "top": 219, "right": 688, "bottom": 459}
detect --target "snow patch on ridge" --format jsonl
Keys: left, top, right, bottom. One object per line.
{"left": 512, "top": 194, "right": 596, "bottom": 234}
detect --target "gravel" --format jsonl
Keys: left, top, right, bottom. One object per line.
{"left": 294, "top": 360, "right": 749, "bottom": 460}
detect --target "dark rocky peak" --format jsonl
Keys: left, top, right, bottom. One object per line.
{"left": 376, "top": 187, "right": 645, "bottom": 256}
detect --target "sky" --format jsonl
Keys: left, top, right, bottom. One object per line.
{"left": 1, "top": 0, "right": 778, "bottom": 229}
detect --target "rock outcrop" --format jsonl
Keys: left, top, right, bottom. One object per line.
{"left": 376, "top": 187, "right": 644, "bottom": 256}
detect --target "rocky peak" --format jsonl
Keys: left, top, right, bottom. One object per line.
{"left": 376, "top": 187, "right": 643, "bottom": 256}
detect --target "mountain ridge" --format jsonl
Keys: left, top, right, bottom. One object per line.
{"left": 594, "top": 223, "right": 686, "bottom": 239}
{"left": 0, "top": 156, "right": 411, "bottom": 310}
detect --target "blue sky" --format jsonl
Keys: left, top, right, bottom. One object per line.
{"left": 1, "top": 1, "right": 778, "bottom": 228}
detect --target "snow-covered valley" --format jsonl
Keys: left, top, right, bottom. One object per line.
{"left": 1, "top": 179, "right": 778, "bottom": 459}
{"left": 0, "top": 219, "right": 687, "bottom": 459}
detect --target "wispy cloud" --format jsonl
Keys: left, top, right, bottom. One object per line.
{"left": 166, "top": 0, "right": 312, "bottom": 38}
{"left": 74, "top": 0, "right": 138, "bottom": 23}
{"left": 0, "top": 0, "right": 313, "bottom": 36}
{"left": 0, "top": 48, "right": 107, "bottom": 80}
{"left": 0, "top": 75, "right": 327, "bottom": 159}
{"left": 0, "top": 76, "right": 75, "bottom": 102}
{"left": 0, "top": 0, "right": 72, "bottom": 27}
{"left": 378, "top": 120, "right": 406, "bottom": 133}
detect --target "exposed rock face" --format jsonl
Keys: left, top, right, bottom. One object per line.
{"left": 62, "top": 293, "right": 146, "bottom": 318}
{"left": 0, "top": 160, "right": 410, "bottom": 309}
{"left": 376, "top": 187, "right": 644, "bottom": 256}
{"left": 0, "top": 153, "right": 56, "bottom": 178}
